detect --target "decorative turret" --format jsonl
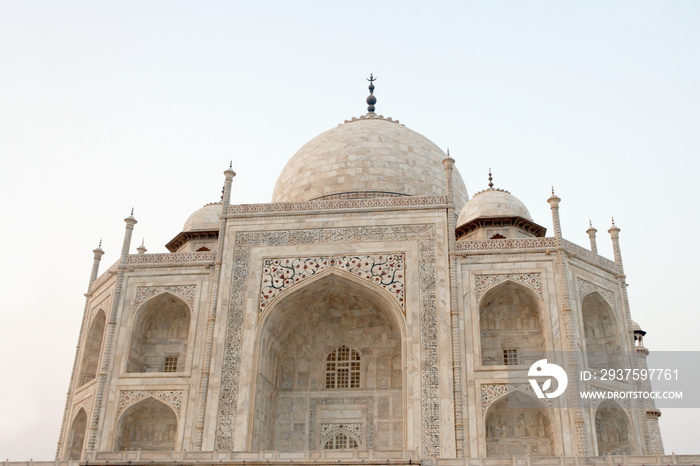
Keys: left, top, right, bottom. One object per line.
{"left": 586, "top": 220, "right": 598, "bottom": 254}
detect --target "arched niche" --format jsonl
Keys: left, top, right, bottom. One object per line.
{"left": 479, "top": 281, "right": 544, "bottom": 366}
{"left": 485, "top": 391, "right": 554, "bottom": 456}
{"left": 65, "top": 408, "right": 87, "bottom": 460}
{"left": 581, "top": 293, "right": 621, "bottom": 369}
{"left": 115, "top": 397, "right": 178, "bottom": 451}
{"left": 79, "top": 310, "right": 106, "bottom": 385}
{"left": 127, "top": 293, "right": 190, "bottom": 373}
{"left": 595, "top": 400, "right": 632, "bottom": 455}
{"left": 251, "top": 271, "right": 404, "bottom": 452}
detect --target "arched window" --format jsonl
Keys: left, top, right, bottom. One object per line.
{"left": 79, "top": 310, "right": 106, "bottom": 385}
{"left": 66, "top": 408, "right": 87, "bottom": 460}
{"left": 127, "top": 293, "right": 190, "bottom": 373}
{"left": 595, "top": 401, "right": 632, "bottom": 454}
{"left": 479, "top": 282, "right": 544, "bottom": 367}
{"left": 325, "top": 345, "right": 360, "bottom": 389}
{"left": 485, "top": 391, "right": 554, "bottom": 456}
{"left": 115, "top": 397, "right": 178, "bottom": 451}
{"left": 323, "top": 431, "right": 359, "bottom": 449}
{"left": 582, "top": 293, "right": 621, "bottom": 369}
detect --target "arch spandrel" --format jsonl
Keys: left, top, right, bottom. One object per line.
{"left": 259, "top": 254, "right": 405, "bottom": 316}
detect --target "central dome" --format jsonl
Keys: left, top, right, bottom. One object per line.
{"left": 272, "top": 115, "right": 468, "bottom": 208}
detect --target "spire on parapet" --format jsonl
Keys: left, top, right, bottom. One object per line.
{"left": 488, "top": 169, "right": 494, "bottom": 189}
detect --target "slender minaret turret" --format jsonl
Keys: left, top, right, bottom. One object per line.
{"left": 86, "top": 210, "right": 137, "bottom": 453}
{"left": 586, "top": 220, "right": 598, "bottom": 254}
{"left": 194, "top": 163, "right": 235, "bottom": 450}
{"left": 548, "top": 189, "right": 590, "bottom": 455}
{"left": 608, "top": 217, "right": 623, "bottom": 265}
{"left": 443, "top": 150, "right": 465, "bottom": 457}
{"left": 56, "top": 240, "right": 105, "bottom": 459}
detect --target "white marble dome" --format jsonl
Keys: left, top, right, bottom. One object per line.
{"left": 272, "top": 115, "right": 468, "bottom": 209}
{"left": 183, "top": 202, "right": 221, "bottom": 232}
{"left": 457, "top": 188, "right": 532, "bottom": 228}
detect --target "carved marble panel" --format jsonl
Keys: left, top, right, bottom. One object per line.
{"left": 475, "top": 273, "right": 542, "bottom": 300}
{"left": 117, "top": 390, "right": 183, "bottom": 418}
{"left": 260, "top": 254, "right": 405, "bottom": 312}
{"left": 135, "top": 285, "right": 197, "bottom": 308}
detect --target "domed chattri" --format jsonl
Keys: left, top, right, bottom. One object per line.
{"left": 182, "top": 202, "right": 222, "bottom": 232}
{"left": 456, "top": 171, "right": 545, "bottom": 240}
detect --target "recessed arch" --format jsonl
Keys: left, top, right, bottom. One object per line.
{"left": 479, "top": 280, "right": 545, "bottom": 366}
{"left": 251, "top": 270, "right": 405, "bottom": 451}
{"left": 65, "top": 408, "right": 87, "bottom": 460}
{"left": 127, "top": 292, "right": 190, "bottom": 373}
{"left": 484, "top": 390, "right": 555, "bottom": 456}
{"left": 79, "top": 309, "right": 106, "bottom": 385}
{"left": 115, "top": 397, "right": 178, "bottom": 451}
{"left": 595, "top": 400, "right": 632, "bottom": 454}
{"left": 582, "top": 292, "right": 621, "bottom": 369}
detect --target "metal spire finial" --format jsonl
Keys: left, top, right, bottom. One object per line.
{"left": 611, "top": 216, "right": 615, "bottom": 226}
{"left": 229, "top": 160, "right": 232, "bottom": 169}
{"left": 130, "top": 207, "right": 134, "bottom": 216}
{"left": 366, "top": 73, "right": 377, "bottom": 113}
{"left": 98, "top": 238, "right": 102, "bottom": 248}
{"left": 488, "top": 168, "right": 494, "bottom": 188}
{"left": 589, "top": 219, "right": 593, "bottom": 228}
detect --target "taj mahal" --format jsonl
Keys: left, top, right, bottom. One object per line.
{"left": 45, "top": 79, "right": 694, "bottom": 466}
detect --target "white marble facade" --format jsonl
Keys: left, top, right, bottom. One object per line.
{"left": 57, "top": 106, "right": 664, "bottom": 462}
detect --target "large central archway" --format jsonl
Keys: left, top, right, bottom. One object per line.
{"left": 251, "top": 271, "right": 405, "bottom": 451}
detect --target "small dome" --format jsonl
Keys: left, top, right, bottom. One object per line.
{"left": 272, "top": 116, "right": 468, "bottom": 209}
{"left": 631, "top": 320, "right": 642, "bottom": 331}
{"left": 457, "top": 188, "right": 532, "bottom": 228}
{"left": 183, "top": 203, "right": 222, "bottom": 232}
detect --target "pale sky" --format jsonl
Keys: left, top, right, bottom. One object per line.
{"left": 1, "top": 0, "right": 699, "bottom": 459}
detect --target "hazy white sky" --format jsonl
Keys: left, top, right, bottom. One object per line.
{"left": 1, "top": 0, "right": 699, "bottom": 459}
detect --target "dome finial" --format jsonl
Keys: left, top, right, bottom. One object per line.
{"left": 488, "top": 168, "right": 494, "bottom": 188}
{"left": 366, "top": 73, "right": 377, "bottom": 114}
